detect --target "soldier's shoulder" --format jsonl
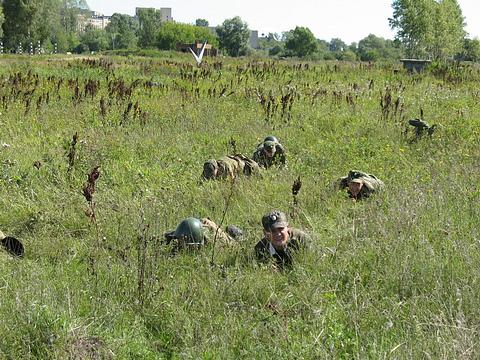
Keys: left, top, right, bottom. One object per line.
{"left": 289, "top": 228, "right": 308, "bottom": 240}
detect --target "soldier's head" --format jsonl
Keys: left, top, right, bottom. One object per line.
{"left": 264, "top": 135, "right": 279, "bottom": 144}
{"left": 202, "top": 160, "right": 218, "bottom": 180}
{"left": 348, "top": 178, "right": 364, "bottom": 199}
{"left": 263, "top": 140, "right": 276, "bottom": 158}
{"left": 173, "top": 217, "right": 205, "bottom": 249}
{"left": 262, "top": 210, "right": 290, "bottom": 250}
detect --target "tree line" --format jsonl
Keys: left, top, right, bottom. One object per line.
{"left": 0, "top": 0, "right": 478, "bottom": 61}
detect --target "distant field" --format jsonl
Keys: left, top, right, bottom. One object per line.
{"left": 0, "top": 54, "right": 479, "bottom": 358}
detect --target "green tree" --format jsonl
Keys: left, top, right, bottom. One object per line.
{"left": 105, "top": 13, "right": 138, "bottom": 49}
{"left": 216, "top": 16, "right": 250, "bottom": 57}
{"left": 77, "top": 24, "right": 108, "bottom": 52}
{"left": 389, "top": 0, "right": 465, "bottom": 60}
{"left": 157, "top": 22, "right": 218, "bottom": 50}
{"left": 429, "top": 0, "right": 465, "bottom": 60}
{"left": 195, "top": 19, "right": 209, "bottom": 27}
{"left": 329, "top": 38, "right": 346, "bottom": 52}
{"left": 357, "top": 34, "right": 403, "bottom": 61}
{"left": 3, "top": 0, "right": 39, "bottom": 49}
{"left": 456, "top": 38, "right": 480, "bottom": 61}
{"left": 137, "top": 8, "right": 161, "bottom": 48}
{"left": 60, "top": 0, "right": 89, "bottom": 33}
{"left": 284, "top": 26, "right": 317, "bottom": 57}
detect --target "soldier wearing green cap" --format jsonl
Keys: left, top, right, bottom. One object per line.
{"left": 202, "top": 154, "right": 261, "bottom": 181}
{"left": 337, "top": 170, "right": 384, "bottom": 200}
{"left": 254, "top": 210, "right": 307, "bottom": 268}
{"left": 252, "top": 136, "right": 286, "bottom": 169}
{"left": 164, "top": 217, "right": 242, "bottom": 251}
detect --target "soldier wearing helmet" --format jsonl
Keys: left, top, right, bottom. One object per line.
{"left": 254, "top": 210, "right": 307, "bottom": 268}
{"left": 164, "top": 217, "right": 242, "bottom": 251}
{"left": 252, "top": 136, "right": 286, "bottom": 169}
{"left": 337, "top": 170, "right": 384, "bottom": 200}
{"left": 202, "top": 155, "right": 261, "bottom": 181}
{"left": 408, "top": 118, "right": 437, "bottom": 139}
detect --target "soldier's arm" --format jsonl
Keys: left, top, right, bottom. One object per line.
{"left": 276, "top": 144, "right": 286, "bottom": 166}
{"left": 201, "top": 218, "right": 234, "bottom": 245}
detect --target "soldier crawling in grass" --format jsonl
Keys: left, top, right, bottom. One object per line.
{"left": 336, "top": 170, "right": 384, "bottom": 200}
{"left": 254, "top": 210, "right": 307, "bottom": 269}
{"left": 202, "top": 154, "right": 261, "bottom": 180}
{"left": 164, "top": 217, "right": 243, "bottom": 252}
{"left": 252, "top": 136, "right": 286, "bottom": 169}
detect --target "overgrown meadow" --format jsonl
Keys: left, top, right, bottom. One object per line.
{"left": 0, "top": 53, "right": 479, "bottom": 359}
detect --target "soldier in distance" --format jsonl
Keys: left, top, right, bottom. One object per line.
{"left": 252, "top": 136, "right": 286, "bottom": 169}
{"left": 202, "top": 154, "right": 261, "bottom": 180}
{"left": 336, "top": 170, "right": 384, "bottom": 200}
{"left": 408, "top": 118, "right": 437, "bottom": 139}
{"left": 164, "top": 217, "right": 243, "bottom": 252}
{"left": 254, "top": 210, "right": 307, "bottom": 269}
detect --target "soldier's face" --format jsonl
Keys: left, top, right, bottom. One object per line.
{"left": 264, "top": 146, "right": 276, "bottom": 158}
{"left": 348, "top": 181, "right": 363, "bottom": 198}
{"left": 267, "top": 226, "right": 289, "bottom": 250}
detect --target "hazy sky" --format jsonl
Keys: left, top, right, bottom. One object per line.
{"left": 88, "top": 0, "right": 479, "bottom": 44}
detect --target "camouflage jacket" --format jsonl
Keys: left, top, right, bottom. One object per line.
{"left": 337, "top": 170, "right": 384, "bottom": 199}
{"left": 202, "top": 154, "right": 261, "bottom": 180}
{"left": 252, "top": 143, "right": 286, "bottom": 169}
{"left": 254, "top": 228, "right": 307, "bottom": 268}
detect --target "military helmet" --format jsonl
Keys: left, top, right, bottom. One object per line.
{"left": 264, "top": 135, "right": 279, "bottom": 144}
{"left": 174, "top": 217, "right": 204, "bottom": 245}
{"left": 263, "top": 140, "right": 276, "bottom": 150}
{"left": 1, "top": 236, "right": 24, "bottom": 257}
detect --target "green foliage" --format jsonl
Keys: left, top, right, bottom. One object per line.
{"left": 456, "top": 38, "right": 480, "bottom": 61}
{"left": 136, "top": 8, "right": 162, "bottom": 48}
{"left": 284, "top": 26, "right": 318, "bottom": 57}
{"left": 157, "top": 22, "right": 218, "bottom": 50}
{"left": 358, "top": 34, "right": 403, "bottom": 61}
{"left": 195, "top": 18, "right": 209, "bottom": 27}
{"left": 0, "top": 54, "right": 480, "bottom": 358}
{"left": 105, "top": 13, "right": 138, "bottom": 50}
{"left": 389, "top": 0, "right": 465, "bottom": 60}
{"left": 77, "top": 25, "right": 109, "bottom": 53}
{"left": 216, "top": 16, "right": 250, "bottom": 57}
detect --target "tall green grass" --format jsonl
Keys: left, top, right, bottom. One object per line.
{"left": 0, "top": 55, "right": 479, "bottom": 358}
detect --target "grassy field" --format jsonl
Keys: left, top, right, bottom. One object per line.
{"left": 0, "top": 53, "right": 479, "bottom": 359}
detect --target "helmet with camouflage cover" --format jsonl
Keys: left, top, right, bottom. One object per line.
{"left": 174, "top": 217, "right": 204, "bottom": 245}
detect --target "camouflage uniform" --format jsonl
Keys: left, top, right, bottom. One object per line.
{"left": 337, "top": 170, "right": 384, "bottom": 200}
{"left": 254, "top": 211, "right": 307, "bottom": 269}
{"left": 252, "top": 141, "right": 286, "bottom": 169}
{"left": 408, "top": 118, "right": 436, "bottom": 138}
{"left": 202, "top": 154, "right": 261, "bottom": 180}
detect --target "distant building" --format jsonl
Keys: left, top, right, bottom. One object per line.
{"left": 249, "top": 30, "right": 259, "bottom": 49}
{"left": 77, "top": 11, "right": 111, "bottom": 31}
{"left": 135, "top": 7, "right": 173, "bottom": 22}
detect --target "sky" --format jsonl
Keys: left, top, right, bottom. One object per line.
{"left": 88, "top": 0, "right": 479, "bottom": 44}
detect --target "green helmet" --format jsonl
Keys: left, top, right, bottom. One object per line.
{"left": 174, "top": 217, "right": 204, "bottom": 245}
{"left": 264, "top": 135, "right": 279, "bottom": 143}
